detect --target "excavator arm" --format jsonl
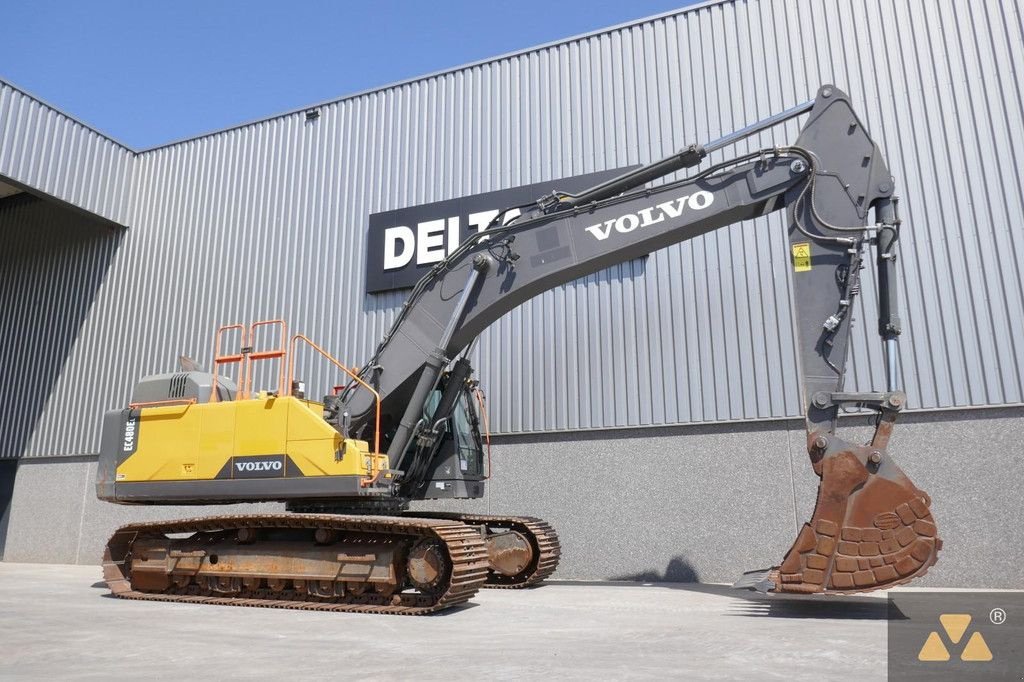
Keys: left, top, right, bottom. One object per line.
{"left": 339, "top": 84, "right": 940, "bottom": 594}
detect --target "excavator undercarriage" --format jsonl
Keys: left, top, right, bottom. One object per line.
{"left": 103, "top": 512, "right": 560, "bottom": 614}
{"left": 98, "top": 84, "right": 940, "bottom": 613}
{"left": 103, "top": 514, "right": 491, "bottom": 615}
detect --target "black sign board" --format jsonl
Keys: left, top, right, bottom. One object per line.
{"left": 365, "top": 168, "right": 631, "bottom": 293}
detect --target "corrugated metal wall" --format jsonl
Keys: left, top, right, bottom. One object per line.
{"left": 0, "top": 196, "right": 122, "bottom": 459}
{"left": 0, "top": 82, "right": 134, "bottom": 225}
{"left": 2, "top": 0, "right": 1022, "bottom": 458}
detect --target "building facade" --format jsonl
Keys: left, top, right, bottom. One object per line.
{"left": 1, "top": 0, "right": 1022, "bottom": 587}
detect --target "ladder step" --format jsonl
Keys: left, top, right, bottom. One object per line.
{"left": 249, "top": 350, "right": 285, "bottom": 360}
{"left": 214, "top": 354, "right": 244, "bottom": 363}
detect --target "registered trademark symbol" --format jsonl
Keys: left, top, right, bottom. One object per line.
{"left": 990, "top": 607, "right": 1006, "bottom": 625}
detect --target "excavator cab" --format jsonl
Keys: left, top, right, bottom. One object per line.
{"left": 418, "top": 382, "right": 488, "bottom": 496}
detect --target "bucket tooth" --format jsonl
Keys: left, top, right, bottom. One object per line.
{"left": 733, "top": 568, "right": 774, "bottom": 593}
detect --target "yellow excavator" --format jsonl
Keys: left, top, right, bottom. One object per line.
{"left": 97, "top": 85, "right": 940, "bottom": 614}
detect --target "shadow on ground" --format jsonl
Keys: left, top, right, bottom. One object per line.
{"left": 562, "top": 580, "right": 902, "bottom": 620}
{"left": 612, "top": 556, "right": 700, "bottom": 583}
{"left": 574, "top": 554, "right": 900, "bottom": 621}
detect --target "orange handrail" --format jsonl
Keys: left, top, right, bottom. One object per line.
{"left": 247, "top": 319, "right": 288, "bottom": 398}
{"left": 211, "top": 323, "right": 246, "bottom": 402}
{"left": 287, "top": 334, "right": 383, "bottom": 474}
{"left": 209, "top": 322, "right": 384, "bottom": 485}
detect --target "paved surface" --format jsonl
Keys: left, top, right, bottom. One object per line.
{"left": 0, "top": 563, "right": 900, "bottom": 680}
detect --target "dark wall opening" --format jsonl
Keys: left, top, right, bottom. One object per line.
{"left": 0, "top": 194, "right": 123, "bottom": 459}
{"left": 0, "top": 459, "right": 16, "bottom": 559}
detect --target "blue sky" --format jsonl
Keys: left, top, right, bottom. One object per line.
{"left": 0, "top": 1, "right": 697, "bottom": 149}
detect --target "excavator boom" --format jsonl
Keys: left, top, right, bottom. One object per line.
{"left": 332, "top": 83, "right": 940, "bottom": 593}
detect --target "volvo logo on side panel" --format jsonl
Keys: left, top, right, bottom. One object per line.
{"left": 229, "top": 455, "right": 286, "bottom": 478}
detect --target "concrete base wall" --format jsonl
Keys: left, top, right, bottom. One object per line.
{"left": 3, "top": 407, "right": 1022, "bottom": 588}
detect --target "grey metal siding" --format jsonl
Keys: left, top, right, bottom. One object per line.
{"left": 0, "top": 82, "right": 134, "bottom": 226}
{"left": 0, "top": 196, "right": 122, "bottom": 460}
{"left": 1, "top": 0, "right": 1022, "bottom": 459}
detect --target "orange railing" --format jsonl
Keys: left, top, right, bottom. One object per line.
{"left": 287, "top": 334, "right": 383, "bottom": 486}
{"left": 247, "top": 319, "right": 288, "bottom": 398}
{"left": 206, "top": 321, "right": 383, "bottom": 483}
{"left": 211, "top": 323, "right": 246, "bottom": 403}
{"left": 210, "top": 320, "right": 288, "bottom": 401}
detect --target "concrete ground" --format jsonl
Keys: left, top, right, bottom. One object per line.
{"left": 0, "top": 563, "right": 900, "bottom": 680}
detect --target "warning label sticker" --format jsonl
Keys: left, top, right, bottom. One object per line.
{"left": 792, "top": 242, "right": 812, "bottom": 272}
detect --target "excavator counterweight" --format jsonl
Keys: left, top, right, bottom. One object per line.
{"left": 97, "top": 84, "right": 939, "bottom": 612}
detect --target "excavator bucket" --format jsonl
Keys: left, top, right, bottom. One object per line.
{"left": 738, "top": 434, "right": 941, "bottom": 594}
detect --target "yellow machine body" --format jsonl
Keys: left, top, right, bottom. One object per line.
{"left": 100, "top": 394, "right": 390, "bottom": 503}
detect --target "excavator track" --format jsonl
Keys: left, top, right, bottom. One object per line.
{"left": 102, "top": 513, "right": 489, "bottom": 615}
{"left": 407, "top": 512, "right": 561, "bottom": 588}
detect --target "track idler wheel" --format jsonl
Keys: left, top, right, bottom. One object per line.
{"left": 406, "top": 540, "right": 448, "bottom": 594}
{"left": 485, "top": 531, "right": 535, "bottom": 578}
{"left": 768, "top": 433, "right": 941, "bottom": 594}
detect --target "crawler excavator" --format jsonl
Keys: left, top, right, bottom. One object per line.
{"left": 97, "top": 85, "right": 941, "bottom": 614}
